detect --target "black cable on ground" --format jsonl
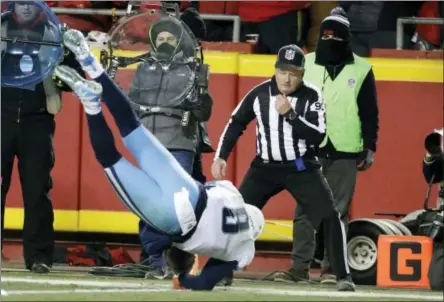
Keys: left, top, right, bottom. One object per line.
{"left": 88, "top": 258, "right": 160, "bottom": 279}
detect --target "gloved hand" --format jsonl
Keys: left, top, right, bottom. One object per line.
{"left": 356, "top": 149, "right": 374, "bottom": 171}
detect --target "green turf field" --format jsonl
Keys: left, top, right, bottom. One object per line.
{"left": 1, "top": 270, "right": 442, "bottom": 301}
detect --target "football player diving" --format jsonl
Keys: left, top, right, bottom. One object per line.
{"left": 54, "top": 28, "right": 265, "bottom": 291}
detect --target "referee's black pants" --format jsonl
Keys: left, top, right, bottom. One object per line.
{"left": 239, "top": 156, "right": 350, "bottom": 280}
{"left": 1, "top": 115, "right": 55, "bottom": 270}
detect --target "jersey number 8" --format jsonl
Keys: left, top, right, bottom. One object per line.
{"left": 222, "top": 207, "right": 249, "bottom": 234}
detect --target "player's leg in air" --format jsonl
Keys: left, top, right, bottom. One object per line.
{"left": 55, "top": 29, "right": 202, "bottom": 237}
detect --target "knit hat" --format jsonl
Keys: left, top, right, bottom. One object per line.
{"left": 319, "top": 7, "right": 351, "bottom": 41}
{"left": 180, "top": 7, "right": 206, "bottom": 41}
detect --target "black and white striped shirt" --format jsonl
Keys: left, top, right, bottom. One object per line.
{"left": 215, "top": 78, "right": 326, "bottom": 162}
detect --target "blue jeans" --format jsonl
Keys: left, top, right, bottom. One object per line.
{"left": 138, "top": 150, "right": 195, "bottom": 268}
{"left": 170, "top": 150, "right": 195, "bottom": 175}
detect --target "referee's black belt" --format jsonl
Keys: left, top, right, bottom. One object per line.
{"left": 256, "top": 155, "right": 317, "bottom": 165}
{"left": 260, "top": 159, "right": 297, "bottom": 164}
{"left": 255, "top": 156, "right": 299, "bottom": 164}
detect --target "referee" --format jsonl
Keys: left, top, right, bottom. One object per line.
{"left": 211, "top": 44, "right": 355, "bottom": 292}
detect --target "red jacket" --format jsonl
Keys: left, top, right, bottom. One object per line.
{"left": 238, "top": 1, "right": 310, "bottom": 22}
{"left": 416, "top": 1, "right": 442, "bottom": 46}
{"left": 199, "top": 1, "right": 239, "bottom": 15}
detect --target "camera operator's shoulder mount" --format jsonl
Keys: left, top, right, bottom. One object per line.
{"left": 99, "top": 1, "right": 210, "bottom": 113}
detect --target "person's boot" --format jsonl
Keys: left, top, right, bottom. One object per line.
{"left": 319, "top": 261, "right": 336, "bottom": 284}
{"left": 319, "top": 271, "right": 337, "bottom": 285}
{"left": 337, "top": 274, "right": 356, "bottom": 292}
{"left": 273, "top": 267, "right": 310, "bottom": 283}
{"left": 30, "top": 262, "right": 50, "bottom": 274}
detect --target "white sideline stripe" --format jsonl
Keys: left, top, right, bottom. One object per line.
{"left": 3, "top": 288, "right": 169, "bottom": 296}
{"left": 223, "top": 287, "right": 443, "bottom": 301}
{"left": 1, "top": 289, "right": 8, "bottom": 296}
{"left": 1, "top": 268, "right": 32, "bottom": 273}
{"left": 2, "top": 277, "right": 150, "bottom": 288}
{"left": 2, "top": 276, "right": 442, "bottom": 301}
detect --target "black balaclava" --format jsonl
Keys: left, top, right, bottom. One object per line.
{"left": 315, "top": 7, "right": 353, "bottom": 66}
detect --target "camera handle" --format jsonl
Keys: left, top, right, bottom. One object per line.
{"left": 100, "top": 50, "right": 152, "bottom": 80}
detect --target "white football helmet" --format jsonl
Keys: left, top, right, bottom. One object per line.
{"left": 245, "top": 204, "right": 265, "bottom": 240}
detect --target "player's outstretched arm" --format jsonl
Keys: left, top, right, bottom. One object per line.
{"left": 178, "top": 258, "right": 237, "bottom": 291}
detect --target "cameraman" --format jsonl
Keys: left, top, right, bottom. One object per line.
{"left": 1, "top": 1, "right": 84, "bottom": 273}
{"left": 129, "top": 10, "right": 211, "bottom": 176}
{"left": 128, "top": 8, "right": 213, "bottom": 279}
{"left": 423, "top": 128, "right": 443, "bottom": 291}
